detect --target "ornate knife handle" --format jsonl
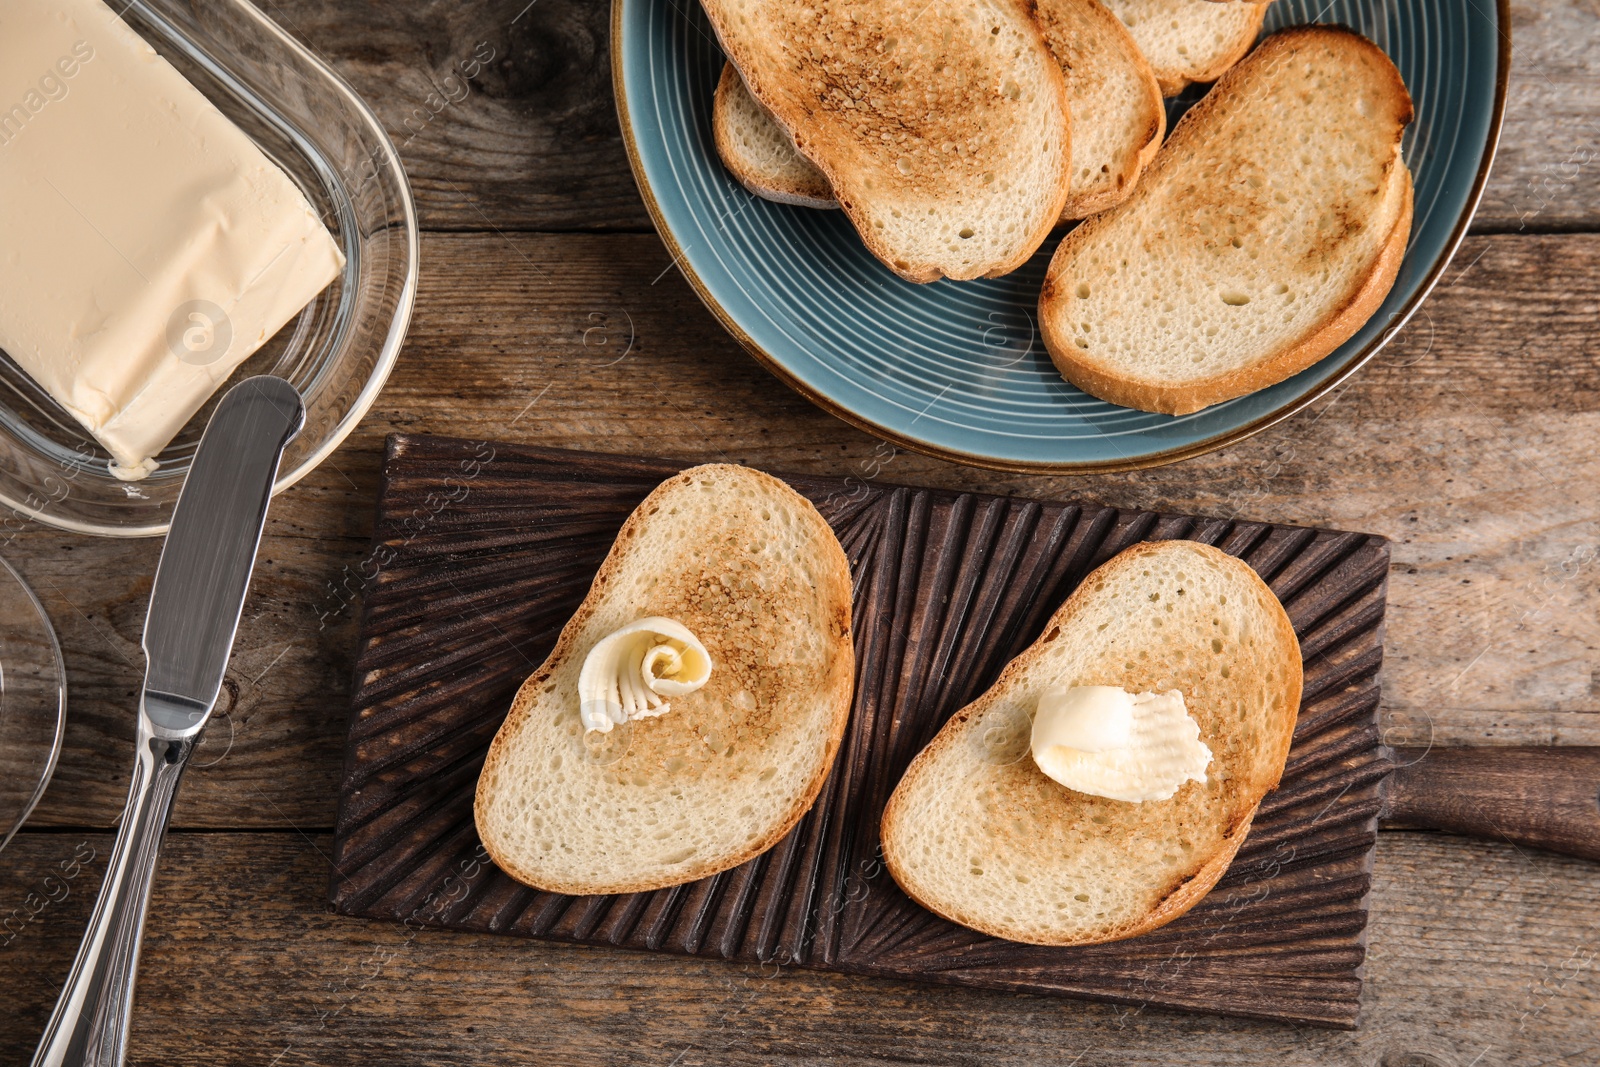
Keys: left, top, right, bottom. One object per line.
{"left": 31, "top": 716, "right": 194, "bottom": 1067}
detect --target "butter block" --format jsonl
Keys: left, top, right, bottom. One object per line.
{"left": 0, "top": 0, "right": 344, "bottom": 478}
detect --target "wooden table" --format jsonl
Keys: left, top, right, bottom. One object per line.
{"left": 3, "top": 0, "right": 1597, "bottom": 1062}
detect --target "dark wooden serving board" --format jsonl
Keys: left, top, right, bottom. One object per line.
{"left": 330, "top": 435, "right": 1393, "bottom": 1029}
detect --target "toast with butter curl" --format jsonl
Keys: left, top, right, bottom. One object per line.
{"left": 881, "top": 540, "right": 1301, "bottom": 946}
{"left": 476, "top": 465, "right": 854, "bottom": 895}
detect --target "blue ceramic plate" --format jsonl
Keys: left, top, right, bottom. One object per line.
{"left": 612, "top": 0, "right": 1508, "bottom": 472}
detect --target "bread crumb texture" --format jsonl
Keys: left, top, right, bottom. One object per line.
{"left": 1104, "top": 0, "right": 1265, "bottom": 94}
{"left": 1035, "top": 0, "right": 1164, "bottom": 216}
{"left": 714, "top": 0, "right": 1160, "bottom": 220}
{"left": 883, "top": 540, "right": 1301, "bottom": 945}
{"left": 1042, "top": 29, "right": 1411, "bottom": 410}
{"left": 713, "top": 63, "right": 835, "bottom": 205}
{"left": 706, "top": 0, "right": 1070, "bottom": 279}
{"left": 477, "top": 465, "right": 853, "bottom": 894}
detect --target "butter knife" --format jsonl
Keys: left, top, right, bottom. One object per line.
{"left": 32, "top": 376, "right": 305, "bottom": 1067}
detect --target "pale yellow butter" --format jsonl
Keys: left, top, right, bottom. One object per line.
{"left": 1030, "top": 685, "right": 1213, "bottom": 802}
{"left": 578, "top": 617, "right": 712, "bottom": 734}
{"left": 0, "top": 0, "right": 344, "bottom": 477}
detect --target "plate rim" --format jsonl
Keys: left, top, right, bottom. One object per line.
{"left": 610, "top": 0, "right": 1512, "bottom": 475}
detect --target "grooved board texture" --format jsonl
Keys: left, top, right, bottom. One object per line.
{"left": 330, "top": 435, "right": 1394, "bottom": 1028}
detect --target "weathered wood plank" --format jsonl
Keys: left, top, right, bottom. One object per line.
{"left": 1, "top": 831, "right": 1596, "bottom": 1064}
{"left": 1385, "top": 746, "right": 1600, "bottom": 860}
{"left": 263, "top": 0, "right": 651, "bottom": 232}
{"left": 252, "top": 0, "right": 1600, "bottom": 232}
{"left": 1486, "top": 0, "right": 1600, "bottom": 230}
{"left": 12, "top": 232, "right": 1598, "bottom": 829}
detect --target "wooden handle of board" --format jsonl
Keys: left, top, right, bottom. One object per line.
{"left": 1383, "top": 746, "right": 1600, "bottom": 861}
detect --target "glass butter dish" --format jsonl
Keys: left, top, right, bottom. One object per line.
{"left": 0, "top": 0, "right": 417, "bottom": 537}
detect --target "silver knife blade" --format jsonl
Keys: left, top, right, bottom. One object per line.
{"left": 29, "top": 375, "right": 306, "bottom": 1067}
{"left": 140, "top": 375, "right": 304, "bottom": 735}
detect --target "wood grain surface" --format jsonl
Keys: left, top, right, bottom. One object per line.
{"left": 1386, "top": 746, "right": 1600, "bottom": 860}
{"left": 5, "top": 832, "right": 1600, "bottom": 1065}
{"left": 3, "top": 0, "right": 1598, "bottom": 1062}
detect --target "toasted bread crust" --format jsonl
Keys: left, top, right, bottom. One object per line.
{"left": 1046, "top": 167, "right": 1413, "bottom": 414}
{"left": 711, "top": 2, "right": 1161, "bottom": 225}
{"left": 1040, "top": 27, "right": 1415, "bottom": 415}
{"left": 1158, "top": 5, "right": 1264, "bottom": 94}
{"left": 1044, "top": 0, "right": 1168, "bottom": 219}
{"left": 475, "top": 465, "right": 855, "bottom": 896}
{"left": 1104, "top": 0, "right": 1266, "bottom": 96}
{"left": 882, "top": 801, "right": 1258, "bottom": 947}
{"left": 703, "top": 1, "right": 1073, "bottom": 283}
{"left": 712, "top": 63, "right": 839, "bottom": 209}
{"left": 881, "top": 540, "right": 1302, "bottom": 946}
{"left": 1059, "top": 123, "right": 1164, "bottom": 220}
{"left": 1130, "top": 804, "right": 1256, "bottom": 937}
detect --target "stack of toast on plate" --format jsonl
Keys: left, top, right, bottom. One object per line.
{"left": 703, "top": 0, "right": 1415, "bottom": 416}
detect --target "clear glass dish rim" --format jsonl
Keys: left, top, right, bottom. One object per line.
{"left": 0, "top": 554, "right": 67, "bottom": 855}
{"left": 0, "top": 0, "right": 419, "bottom": 539}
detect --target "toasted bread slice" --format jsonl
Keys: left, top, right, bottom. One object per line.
{"left": 710, "top": 0, "right": 1163, "bottom": 222}
{"left": 1038, "top": 0, "right": 1168, "bottom": 218}
{"left": 1103, "top": 0, "right": 1266, "bottom": 95}
{"left": 881, "top": 540, "right": 1302, "bottom": 946}
{"left": 1039, "top": 27, "right": 1414, "bottom": 415}
{"left": 712, "top": 63, "right": 837, "bottom": 209}
{"left": 475, "top": 465, "right": 854, "bottom": 895}
{"left": 701, "top": 0, "right": 1072, "bottom": 282}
